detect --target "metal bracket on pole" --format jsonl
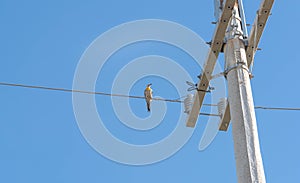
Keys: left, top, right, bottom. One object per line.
{"left": 237, "top": 0, "right": 248, "bottom": 38}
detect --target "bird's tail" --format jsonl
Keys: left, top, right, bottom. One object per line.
{"left": 147, "top": 102, "right": 151, "bottom": 112}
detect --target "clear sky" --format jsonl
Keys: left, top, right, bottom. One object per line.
{"left": 1, "top": 0, "right": 299, "bottom": 182}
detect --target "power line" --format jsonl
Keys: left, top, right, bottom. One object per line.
{"left": 254, "top": 106, "right": 300, "bottom": 111}
{"left": 0, "top": 82, "right": 299, "bottom": 111}
{"left": 0, "top": 82, "right": 184, "bottom": 103}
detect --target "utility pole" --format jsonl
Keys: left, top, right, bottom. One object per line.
{"left": 184, "top": 0, "right": 274, "bottom": 182}
{"left": 224, "top": 2, "right": 265, "bottom": 182}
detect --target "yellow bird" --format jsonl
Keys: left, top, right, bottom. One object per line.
{"left": 144, "top": 83, "right": 153, "bottom": 112}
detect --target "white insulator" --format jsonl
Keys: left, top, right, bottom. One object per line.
{"left": 184, "top": 94, "right": 194, "bottom": 114}
{"left": 218, "top": 98, "right": 227, "bottom": 117}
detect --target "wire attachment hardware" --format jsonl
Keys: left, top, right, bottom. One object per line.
{"left": 186, "top": 81, "right": 215, "bottom": 93}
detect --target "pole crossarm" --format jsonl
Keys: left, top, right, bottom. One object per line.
{"left": 186, "top": 0, "right": 236, "bottom": 128}
{"left": 246, "top": 0, "right": 275, "bottom": 68}
{"left": 219, "top": 0, "right": 274, "bottom": 131}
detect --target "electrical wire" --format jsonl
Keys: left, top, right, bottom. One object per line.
{"left": 0, "top": 82, "right": 183, "bottom": 103}
{"left": 0, "top": 82, "right": 299, "bottom": 111}
{"left": 199, "top": 112, "right": 220, "bottom": 117}
{"left": 254, "top": 106, "right": 300, "bottom": 111}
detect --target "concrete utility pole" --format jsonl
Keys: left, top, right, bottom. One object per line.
{"left": 224, "top": 2, "right": 265, "bottom": 182}
{"left": 184, "top": 0, "right": 274, "bottom": 182}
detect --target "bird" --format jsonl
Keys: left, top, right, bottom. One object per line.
{"left": 144, "top": 83, "right": 153, "bottom": 112}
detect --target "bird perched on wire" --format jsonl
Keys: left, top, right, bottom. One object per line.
{"left": 144, "top": 83, "right": 153, "bottom": 112}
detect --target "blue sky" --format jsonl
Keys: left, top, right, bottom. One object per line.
{"left": 1, "top": 0, "right": 300, "bottom": 182}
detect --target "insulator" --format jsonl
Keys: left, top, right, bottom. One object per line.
{"left": 218, "top": 98, "right": 227, "bottom": 117}
{"left": 184, "top": 94, "right": 194, "bottom": 114}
